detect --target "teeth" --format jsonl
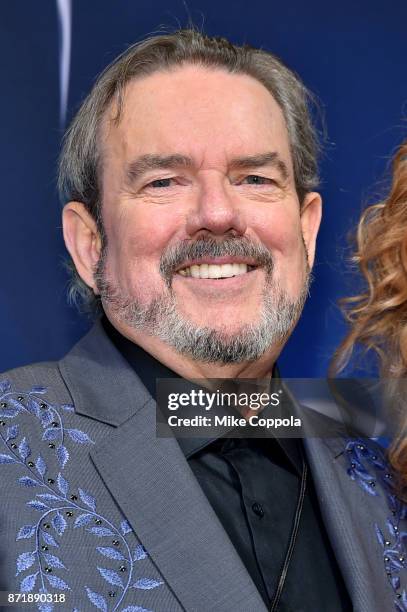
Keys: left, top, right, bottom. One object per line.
{"left": 199, "top": 264, "right": 209, "bottom": 278}
{"left": 219, "top": 264, "right": 234, "bottom": 278}
{"left": 190, "top": 265, "right": 200, "bottom": 278}
{"left": 208, "top": 265, "right": 221, "bottom": 279}
{"left": 178, "top": 263, "right": 250, "bottom": 278}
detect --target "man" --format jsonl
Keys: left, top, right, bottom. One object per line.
{"left": 0, "top": 30, "right": 402, "bottom": 612}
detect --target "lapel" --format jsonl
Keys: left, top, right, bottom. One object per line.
{"left": 59, "top": 321, "right": 267, "bottom": 612}
{"left": 304, "top": 435, "right": 393, "bottom": 612}
{"left": 282, "top": 383, "right": 395, "bottom": 612}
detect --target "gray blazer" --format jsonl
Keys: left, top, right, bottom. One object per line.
{"left": 0, "top": 321, "right": 405, "bottom": 612}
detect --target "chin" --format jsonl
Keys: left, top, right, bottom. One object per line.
{"left": 190, "top": 319, "right": 252, "bottom": 336}
{"left": 181, "top": 306, "right": 256, "bottom": 325}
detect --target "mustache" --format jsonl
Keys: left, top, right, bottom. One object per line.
{"left": 159, "top": 236, "right": 274, "bottom": 284}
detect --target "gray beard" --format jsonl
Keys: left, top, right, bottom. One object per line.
{"left": 95, "top": 236, "right": 311, "bottom": 365}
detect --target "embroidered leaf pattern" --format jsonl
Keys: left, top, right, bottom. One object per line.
{"left": 343, "top": 438, "right": 407, "bottom": 611}
{"left": 57, "top": 472, "right": 69, "bottom": 496}
{"left": 37, "top": 494, "right": 62, "bottom": 502}
{"left": 42, "top": 428, "right": 60, "bottom": 442}
{"left": 74, "top": 513, "right": 94, "bottom": 528}
{"left": 375, "top": 524, "right": 385, "bottom": 547}
{"left": 43, "top": 553, "right": 65, "bottom": 569}
{"left": 35, "top": 455, "right": 46, "bottom": 477}
{"left": 87, "top": 526, "right": 115, "bottom": 537}
{"left": 0, "top": 407, "right": 19, "bottom": 418}
{"left": 133, "top": 545, "right": 148, "bottom": 561}
{"left": 45, "top": 574, "right": 70, "bottom": 590}
{"left": 18, "top": 476, "right": 40, "bottom": 487}
{"left": 56, "top": 444, "right": 69, "bottom": 469}
{"left": 27, "top": 500, "right": 49, "bottom": 512}
{"left": 121, "top": 519, "right": 132, "bottom": 535}
{"left": 16, "top": 525, "right": 36, "bottom": 540}
{"left": 61, "top": 404, "right": 74, "bottom": 412}
{"left": 20, "top": 571, "right": 38, "bottom": 592}
{"left": 8, "top": 398, "right": 25, "bottom": 412}
{"left": 0, "top": 379, "right": 11, "bottom": 394}
{"left": 67, "top": 429, "right": 93, "bottom": 444}
{"left": 30, "top": 386, "right": 47, "bottom": 394}
{"left": 41, "top": 531, "right": 59, "bottom": 547}
{"left": 387, "top": 519, "right": 397, "bottom": 538}
{"left": 133, "top": 579, "right": 163, "bottom": 590}
{"left": 85, "top": 587, "right": 107, "bottom": 611}
{"left": 0, "top": 454, "right": 17, "bottom": 464}
{"left": 26, "top": 398, "right": 42, "bottom": 418}
{"left": 52, "top": 511, "right": 67, "bottom": 536}
{"left": 393, "top": 576, "right": 401, "bottom": 590}
{"left": 0, "top": 381, "right": 164, "bottom": 610}
{"left": 98, "top": 566, "right": 124, "bottom": 588}
{"left": 6, "top": 424, "right": 19, "bottom": 441}
{"left": 96, "top": 546, "right": 125, "bottom": 561}
{"left": 40, "top": 409, "right": 54, "bottom": 428}
{"left": 38, "top": 604, "right": 53, "bottom": 612}
{"left": 18, "top": 437, "right": 31, "bottom": 461}
{"left": 16, "top": 551, "right": 36, "bottom": 574}
{"left": 78, "top": 488, "right": 96, "bottom": 511}
{"left": 385, "top": 550, "right": 405, "bottom": 570}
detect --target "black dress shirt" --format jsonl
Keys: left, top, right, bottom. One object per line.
{"left": 103, "top": 317, "right": 352, "bottom": 611}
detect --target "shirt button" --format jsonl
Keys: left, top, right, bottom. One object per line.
{"left": 251, "top": 502, "right": 264, "bottom": 518}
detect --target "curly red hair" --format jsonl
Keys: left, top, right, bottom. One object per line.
{"left": 332, "top": 140, "right": 407, "bottom": 494}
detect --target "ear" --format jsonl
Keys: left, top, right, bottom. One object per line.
{"left": 300, "top": 192, "right": 322, "bottom": 269}
{"left": 62, "top": 202, "right": 102, "bottom": 293}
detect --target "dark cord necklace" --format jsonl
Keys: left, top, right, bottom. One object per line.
{"left": 269, "top": 449, "right": 308, "bottom": 612}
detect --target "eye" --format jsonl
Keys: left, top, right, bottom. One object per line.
{"left": 242, "top": 175, "right": 275, "bottom": 185}
{"left": 148, "top": 178, "right": 174, "bottom": 188}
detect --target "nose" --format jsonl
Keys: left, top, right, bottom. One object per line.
{"left": 185, "top": 174, "right": 247, "bottom": 238}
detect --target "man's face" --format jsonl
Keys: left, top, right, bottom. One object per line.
{"left": 95, "top": 65, "right": 320, "bottom": 364}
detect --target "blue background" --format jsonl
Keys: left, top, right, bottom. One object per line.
{"left": 1, "top": 0, "right": 406, "bottom": 376}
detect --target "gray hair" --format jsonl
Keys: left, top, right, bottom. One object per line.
{"left": 59, "top": 28, "right": 321, "bottom": 314}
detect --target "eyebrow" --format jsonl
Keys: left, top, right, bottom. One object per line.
{"left": 125, "top": 154, "right": 192, "bottom": 184}
{"left": 229, "top": 152, "right": 289, "bottom": 181}
{"left": 125, "top": 151, "right": 289, "bottom": 184}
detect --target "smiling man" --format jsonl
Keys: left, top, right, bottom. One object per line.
{"left": 64, "top": 63, "right": 319, "bottom": 377}
{"left": 0, "top": 30, "right": 399, "bottom": 612}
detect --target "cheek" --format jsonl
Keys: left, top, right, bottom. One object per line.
{"left": 256, "top": 207, "right": 302, "bottom": 253}
{"left": 102, "top": 206, "right": 181, "bottom": 289}
{"left": 256, "top": 211, "right": 306, "bottom": 294}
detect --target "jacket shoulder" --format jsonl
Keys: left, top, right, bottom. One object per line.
{"left": 0, "top": 361, "right": 72, "bottom": 406}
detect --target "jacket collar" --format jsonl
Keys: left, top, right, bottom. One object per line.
{"left": 58, "top": 319, "right": 152, "bottom": 427}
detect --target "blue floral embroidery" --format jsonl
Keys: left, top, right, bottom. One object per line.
{"left": 0, "top": 378, "right": 83, "bottom": 471}
{"left": 344, "top": 439, "right": 407, "bottom": 611}
{"left": 0, "top": 380, "right": 163, "bottom": 612}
